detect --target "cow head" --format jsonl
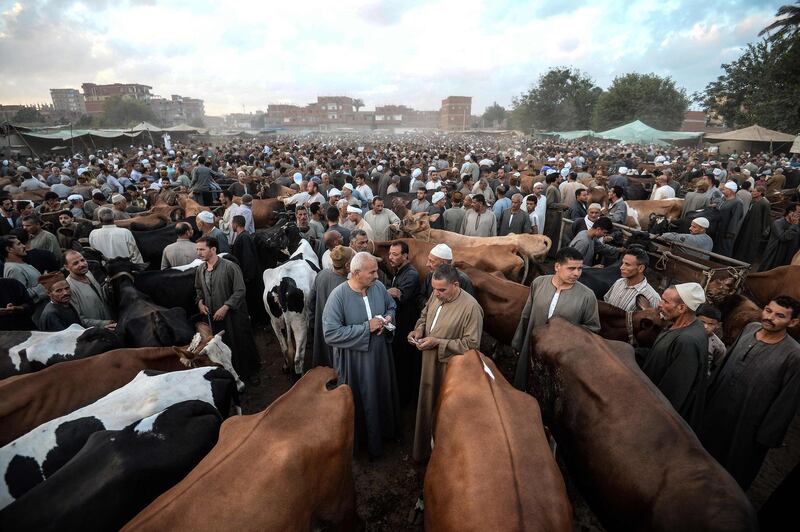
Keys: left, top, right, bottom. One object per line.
{"left": 632, "top": 308, "right": 667, "bottom": 347}
{"left": 75, "top": 326, "right": 122, "bottom": 356}
{"left": 706, "top": 277, "right": 737, "bottom": 305}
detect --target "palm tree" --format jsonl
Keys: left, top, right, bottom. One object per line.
{"left": 759, "top": 2, "right": 800, "bottom": 38}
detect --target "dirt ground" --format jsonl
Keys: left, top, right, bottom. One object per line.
{"left": 241, "top": 323, "right": 799, "bottom": 531}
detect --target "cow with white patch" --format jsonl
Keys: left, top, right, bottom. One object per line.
{"left": 0, "top": 366, "right": 237, "bottom": 509}
{"left": 0, "top": 324, "right": 121, "bottom": 380}
{"left": 0, "top": 329, "right": 241, "bottom": 446}
{"left": 0, "top": 400, "right": 222, "bottom": 532}
{"left": 262, "top": 238, "right": 319, "bottom": 375}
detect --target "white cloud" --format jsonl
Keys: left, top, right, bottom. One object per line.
{"left": 0, "top": 0, "right": 786, "bottom": 116}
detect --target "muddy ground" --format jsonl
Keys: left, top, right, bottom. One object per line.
{"left": 241, "top": 324, "right": 799, "bottom": 531}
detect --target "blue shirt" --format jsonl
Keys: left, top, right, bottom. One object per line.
{"left": 493, "top": 197, "right": 511, "bottom": 220}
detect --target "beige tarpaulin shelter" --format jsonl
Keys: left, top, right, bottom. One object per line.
{"left": 705, "top": 124, "right": 796, "bottom": 153}
{"left": 791, "top": 135, "right": 800, "bottom": 154}
{"left": 704, "top": 125, "right": 796, "bottom": 143}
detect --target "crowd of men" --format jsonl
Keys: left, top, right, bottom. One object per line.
{"left": 1, "top": 135, "right": 799, "bottom": 496}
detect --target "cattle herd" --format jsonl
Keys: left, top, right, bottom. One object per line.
{"left": 1, "top": 133, "right": 799, "bottom": 530}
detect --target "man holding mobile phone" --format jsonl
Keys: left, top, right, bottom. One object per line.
{"left": 409, "top": 264, "right": 483, "bottom": 463}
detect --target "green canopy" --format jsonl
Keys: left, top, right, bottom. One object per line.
{"left": 595, "top": 120, "right": 700, "bottom": 145}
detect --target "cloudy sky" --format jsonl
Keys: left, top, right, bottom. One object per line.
{"left": 0, "top": 0, "right": 785, "bottom": 116}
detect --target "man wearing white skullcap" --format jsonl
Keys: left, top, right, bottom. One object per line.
{"left": 409, "top": 168, "right": 424, "bottom": 192}
{"left": 347, "top": 205, "right": 373, "bottom": 240}
{"left": 109, "top": 193, "right": 131, "bottom": 221}
{"left": 428, "top": 191, "right": 447, "bottom": 230}
{"left": 196, "top": 210, "right": 230, "bottom": 253}
{"left": 608, "top": 166, "right": 628, "bottom": 189}
{"left": 658, "top": 216, "right": 714, "bottom": 260}
{"left": 713, "top": 180, "right": 744, "bottom": 257}
{"left": 639, "top": 282, "right": 709, "bottom": 432}
{"left": 416, "top": 243, "right": 475, "bottom": 308}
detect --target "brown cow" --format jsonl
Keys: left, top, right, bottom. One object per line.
{"left": 249, "top": 197, "right": 283, "bottom": 229}
{"left": 114, "top": 212, "right": 171, "bottom": 230}
{"left": 527, "top": 319, "right": 757, "bottom": 532}
{"left": 597, "top": 300, "right": 665, "bottom": 347}
{"left": 370, "top": 238, "right": 527, "bottom": 282}
{"left": 744, "top": 265, "right": 800, "bottom": 306}
{"left": 792, "top": 250, "right": 800, "bottom": 265}
{"left": 462, "top": 265, "right": 664, "bottom": 347}
{"left": 401, "top": 222, "right": 551, "bottom": 263}
{"left": 708, "top": 276, "right": 800, "bottom": 343}
{"left": 425, "top": 350, "right": 572, "bottom": 532}
{"left": 176, "top": 193, "right": 208, "bottom": 217}
{"left": 459, "top": 265, "right": 529, "bottom": 343}
{"left": 123, "top": 367, "right": 358, "bottom": 532}
{"left": 0, "top": 341, "right": 222, "bottom": 446}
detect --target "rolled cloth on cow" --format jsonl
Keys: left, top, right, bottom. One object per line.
{"left": 197, "top": 211, "right": 214, "bottom": 224}
{"left": 430, "top": 243, "right": 453, "bottom": 261}
{"left": 674, "top": 282, "right": 706, "bottom": 311}
{"left": 691, "top": 217, "right": 710, "bottom": 229}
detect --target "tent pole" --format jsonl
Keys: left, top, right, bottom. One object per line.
{"left": 12, "top": 124, "right": 40, "bottom": 159}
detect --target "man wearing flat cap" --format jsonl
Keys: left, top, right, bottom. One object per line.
{"left": 638, "top": 282, "right": 710, "bottom": 432}
{"left": 309, "top": 245, "right": 355, "bottom": 368}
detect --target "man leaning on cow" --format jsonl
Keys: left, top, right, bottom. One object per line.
{"left": 512, "top": 246, "right": 601, "bottom": 390}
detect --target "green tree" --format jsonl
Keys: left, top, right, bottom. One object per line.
{"left": 100, "top": 96, "right": 158, "bottom": 127}
{"left": 759, "top": 1, "right": 800, "bottom": 41}
{"left": 482, "top": 102, "right": 507, "bottom": 126}
{"left": 592, "top": 73, "right": 689, "bottom": 131}
{"left": 696, "top": 32, "right": 800, "bottom": 132}
{"left": 13, "top": 106, "right": 44, "bottom": 123}
{"left": 511, "top": 67, "right": 601, "bottom": 132}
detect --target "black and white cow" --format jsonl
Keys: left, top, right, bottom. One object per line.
{"left": 106, "top": 258, "right": 195, "bottom": 347}
{"left": 0, "top": 366, "right": 237, "bottom": 508}
{"left": 0, "top": 400, "right": 222, "bottom": 532}
{"left": 0, "top": 325, "right": 121, "bottom": 380}
{"left": 262, "top": 239, "right": 319, "bottom": 375}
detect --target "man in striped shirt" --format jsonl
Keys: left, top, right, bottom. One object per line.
{"left": 603, "top": 247, "right": 661, "bottom": 311}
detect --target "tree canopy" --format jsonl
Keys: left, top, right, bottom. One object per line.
{"left": 482, "top": 102, "right": 507, "bottom": 126}
{"left": 100, "top": 96, "right": 158, "bottom": 127}
{"left": 592, "top": 73, "right": 689, "bottom": 131}
{"left": 511, "top": 67, "right": 601, "bottom": 132}
{"left": 13, "top": 106, "right": 44, "bottom": 124}
{"left": 697, "top": 3, "right": 800, "bottom": 132}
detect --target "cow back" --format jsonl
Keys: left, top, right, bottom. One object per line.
{"left": 425, "top": 351, "right": 571, "bottom": 532}
{"left": 124, "top": 367, "right": 358, "bottom": 531}
{"left": 0, "top": 400, "right": 221, "bottom": 532}
{"left": 460, "top": 265, "right": 527, "bottom": 344}
{"left": 529, "top": 319, "right": 757, "bottom": 532}
{"left": 0, "top": 347, "right": 212, "bottom": 446}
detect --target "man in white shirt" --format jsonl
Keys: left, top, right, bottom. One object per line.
{"left": 651, "top": 174, "right": 676, "bottom": 201}
{"left": 354, "top": 174, "right": 374, "bottom": 204}
{"left": 88, "top": 208, "right": 143, "bottom": 263}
